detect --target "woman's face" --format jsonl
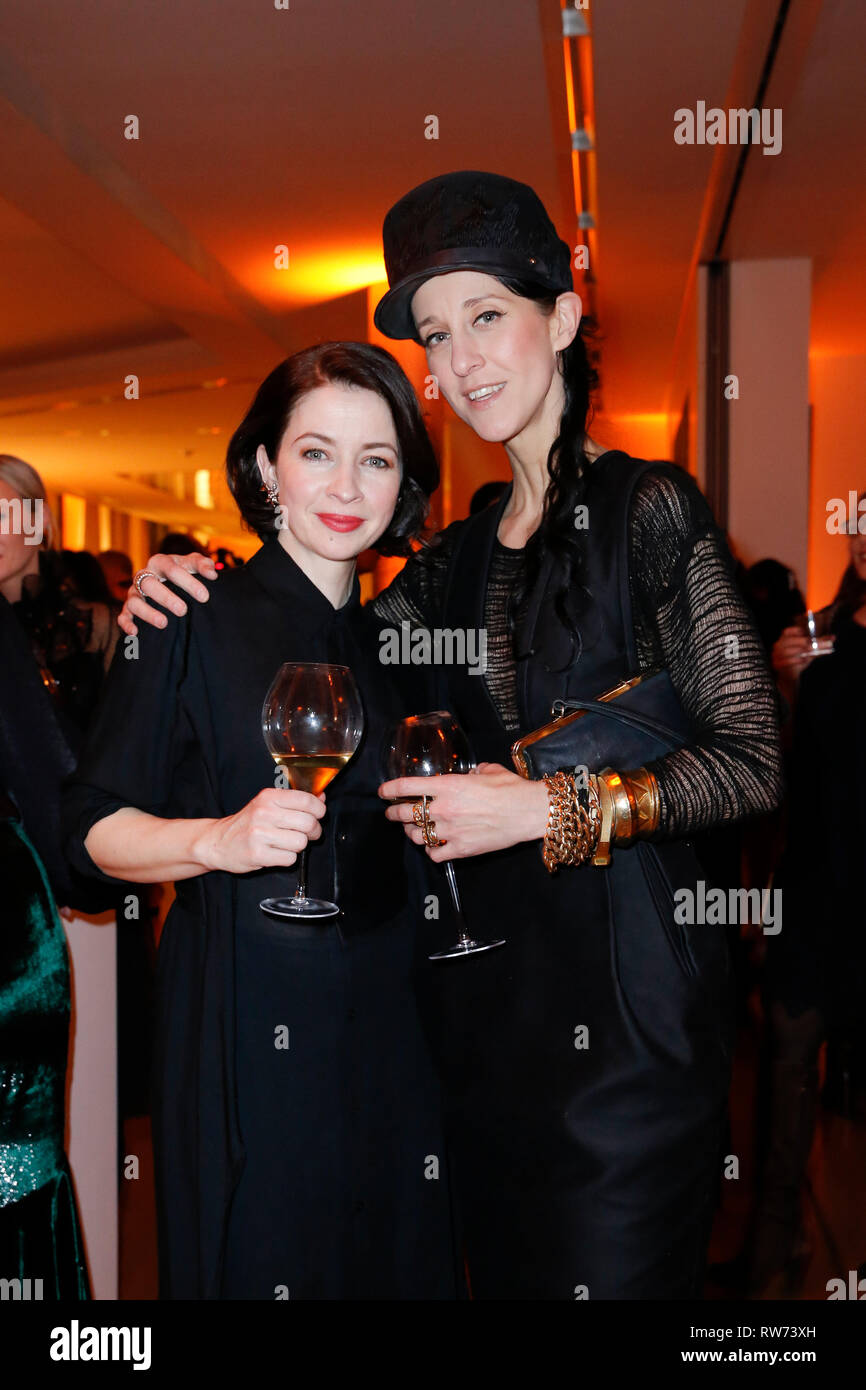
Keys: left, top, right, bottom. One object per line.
{"left": 850, "top": 524, "right": 866, "bottom": 583}
{"left": 0, "top": 478, "right": 41, "bottom": 600}
{"left": 256, "top": 381, "right": 402, "bottom": 564}
{"left": 410, "top": 270, "right": 580, "bottom": 448}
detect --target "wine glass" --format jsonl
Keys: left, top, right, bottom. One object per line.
{"left": 795, "top": 608, "right": 835, "bottom": 657}
{"left": 384, "top": 712, "right": 506, "bottom": 960}
{"left": 260, "top": 662, "right": 364, "bottom": 919}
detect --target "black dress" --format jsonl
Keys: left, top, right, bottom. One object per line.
{"left": 63, "top": 537, "right": 459, "bottom": 1300}
{"left": 768, "top": 611, "right": 866, "bottom": 1030}
{"left": 373, "top": 451, "right": 783, "bottom": 1299}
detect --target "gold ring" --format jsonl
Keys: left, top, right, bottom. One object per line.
{"left": 420, "top": 798, "right": 445, "bottom": 848}
{"left": 423, "top": 825, "right": 444, "bottom": 848}
{"left": 412, "top": 800, "right": 426, "bottom": 827}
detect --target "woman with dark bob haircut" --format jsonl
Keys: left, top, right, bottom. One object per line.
{"left": 225, "top": 342, "right": 436, "bottom": 552}
{"left": 63, "top": 341, "right": 459, "bottom": 1300}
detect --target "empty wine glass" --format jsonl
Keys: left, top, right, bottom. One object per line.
{"left": 385, "top": 711, "right": 506, "bottom": 960}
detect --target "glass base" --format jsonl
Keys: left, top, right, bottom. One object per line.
{"left": 429, "top": 937, "right": 506, "bottom": 961}
{"left": 260, "top": 895, "right": 340, "bottom": 920}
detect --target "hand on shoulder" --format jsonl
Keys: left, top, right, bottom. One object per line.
{"left": 118, "top": 552, "right": 219, "bottom": 636}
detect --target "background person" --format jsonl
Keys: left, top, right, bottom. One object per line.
{"left": 0, "top": 458, "right": 93, "bottom": 1298}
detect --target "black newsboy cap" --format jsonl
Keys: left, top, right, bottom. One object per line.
{"left": 374, "top": 170, "right": 574, "bottom": 341}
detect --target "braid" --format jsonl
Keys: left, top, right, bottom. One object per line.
{"left": 495, "top": 279, "right": 601, "bottom": 660}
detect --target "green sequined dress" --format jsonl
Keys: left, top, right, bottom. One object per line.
{"left": 0, "top": 814, "right": 89, "bottom": 1298}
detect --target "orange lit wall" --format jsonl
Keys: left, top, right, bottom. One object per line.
{"left": 593, "top": 413, "right": 671, "bottom": 463}
{"left": 61, "top": 493, "right": 87, "bottom": 550}
{"left": 808, "top": 353, "right": 866, "bottom": 608}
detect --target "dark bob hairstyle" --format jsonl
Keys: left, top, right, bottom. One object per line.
{"left": 225, "top": 341, "right": 439, "bottom": 556}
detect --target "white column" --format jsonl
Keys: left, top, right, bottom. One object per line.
{"left": 726, "top": 259, "right": 811, "bottom": 583}
{"left": 64, "top": 909, "right": 118, "bottom": 1300}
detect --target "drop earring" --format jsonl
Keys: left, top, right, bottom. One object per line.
{"left": 265, "top": 481, "right": 280, "bottom": 510}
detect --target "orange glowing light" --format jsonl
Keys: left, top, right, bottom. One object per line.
{"left": 562, "top": 37, "right": 577, "bottom": 132}
{"left": 249, "top": 248, "right": 388, "bottom": 305}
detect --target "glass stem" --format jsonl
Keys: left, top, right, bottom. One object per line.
{"left": 444, "top": 862, "right": 470, "bottom": 943}
{"left": 294, "top": 846, "right": 309, "bottom": 902}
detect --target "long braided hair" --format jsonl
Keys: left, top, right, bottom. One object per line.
{"left": 494, "top": 278, "right": 601, "bottom": 655}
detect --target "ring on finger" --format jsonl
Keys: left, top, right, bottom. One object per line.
{"left": 133, "top": 569, "right": 165, "bottom": 599}
{"left": 420, "top": 799, "right": 445, "bottom": 848}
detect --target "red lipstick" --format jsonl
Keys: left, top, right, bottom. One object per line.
{"left": 316, "top": 513, "right": 364, "bottom": 532}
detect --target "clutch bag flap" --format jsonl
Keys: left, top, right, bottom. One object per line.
{"left": 510, "top": 669, "right": 689, "bottom": 780}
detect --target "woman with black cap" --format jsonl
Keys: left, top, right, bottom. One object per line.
{"left": 372, "top": 170, "right": 783, "bottom": 1300}
{"left": 122, "top": 172, "right": 783, "bottom": 1300}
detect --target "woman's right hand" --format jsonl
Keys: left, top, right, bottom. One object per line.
{"left": 771, "top": 624, "right": 817, "bottom": 674}
{"left": 198, "top": 788, "right": 326, "bottom": 874}
{"left": 119, "top": 552, "right": 219, "bottom": 636}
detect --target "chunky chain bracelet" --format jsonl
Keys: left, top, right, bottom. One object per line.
{"left": 542, "top": 771, "right": 602, "bottom": 873}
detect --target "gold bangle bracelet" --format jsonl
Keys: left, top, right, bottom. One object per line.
{"left": 620, "top": 766, "right": 661, "bottom": 838}
{"left": 592, "top": 766, "right": 660, "bottom": 856}
{"left": 603, "top": 770, "right": 635, "bottom": 842}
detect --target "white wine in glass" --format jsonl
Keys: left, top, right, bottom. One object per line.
{"left": 261, "top": 662, "right": 364, "bottom": 919}
{"left": 271, "top": 752, "right": 353, "bottom": 797}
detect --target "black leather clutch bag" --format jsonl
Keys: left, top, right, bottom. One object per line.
{"left": 510, "top": 670, "right": 690, "bottom": 779}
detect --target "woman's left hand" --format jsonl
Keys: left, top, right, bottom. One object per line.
{"left": 378, "top": 762, "right": 549, "bottom": 862}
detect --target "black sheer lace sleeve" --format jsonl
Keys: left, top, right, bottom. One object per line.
{"left": 628, "top": 469, "right": 783, "bottom": 837}
{"left": 371, "top": 470, "right": 783, "bottom": 840}
{"left": 371, "top": 523, "right": 462, "bottom": 628}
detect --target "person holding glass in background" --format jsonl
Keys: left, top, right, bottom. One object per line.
{"left": 770, "top": 499, "right": 866, "bottom": 717}
{"left": 739, "top": 495, "right": 866, "bottom": 1294}
{"left": 62, "top": 343, "right": 459, "bottom": 1300}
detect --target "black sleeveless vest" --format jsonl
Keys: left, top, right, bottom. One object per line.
{"left": 435, "top": 450, "right": 653, "bottom": 758}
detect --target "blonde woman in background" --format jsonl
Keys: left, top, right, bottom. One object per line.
{"left": 0, "top": 456, "right": 118, "bottom": 730}
{"left": 0, "top": 455, "right": 94, "bottom": 1298}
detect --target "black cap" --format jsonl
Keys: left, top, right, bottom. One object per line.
{"left": 374, "top": 171, "right": 573, "bottom": 341}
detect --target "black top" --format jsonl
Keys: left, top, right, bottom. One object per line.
{"left": 12, "top": 555, "right": 111, "bottom": 745}
{"left": 769, "top": 612, "right": 866, "bottom": 1020}
{"left": 373, "top": 462, "right": 782, "bottom": 835}
{"left": 0, "top": 553, "right": 116, "bottom": 910}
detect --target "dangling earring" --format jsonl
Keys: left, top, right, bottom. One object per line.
{"left": 265, "top": 480, "right": 280, "bottom": 510}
